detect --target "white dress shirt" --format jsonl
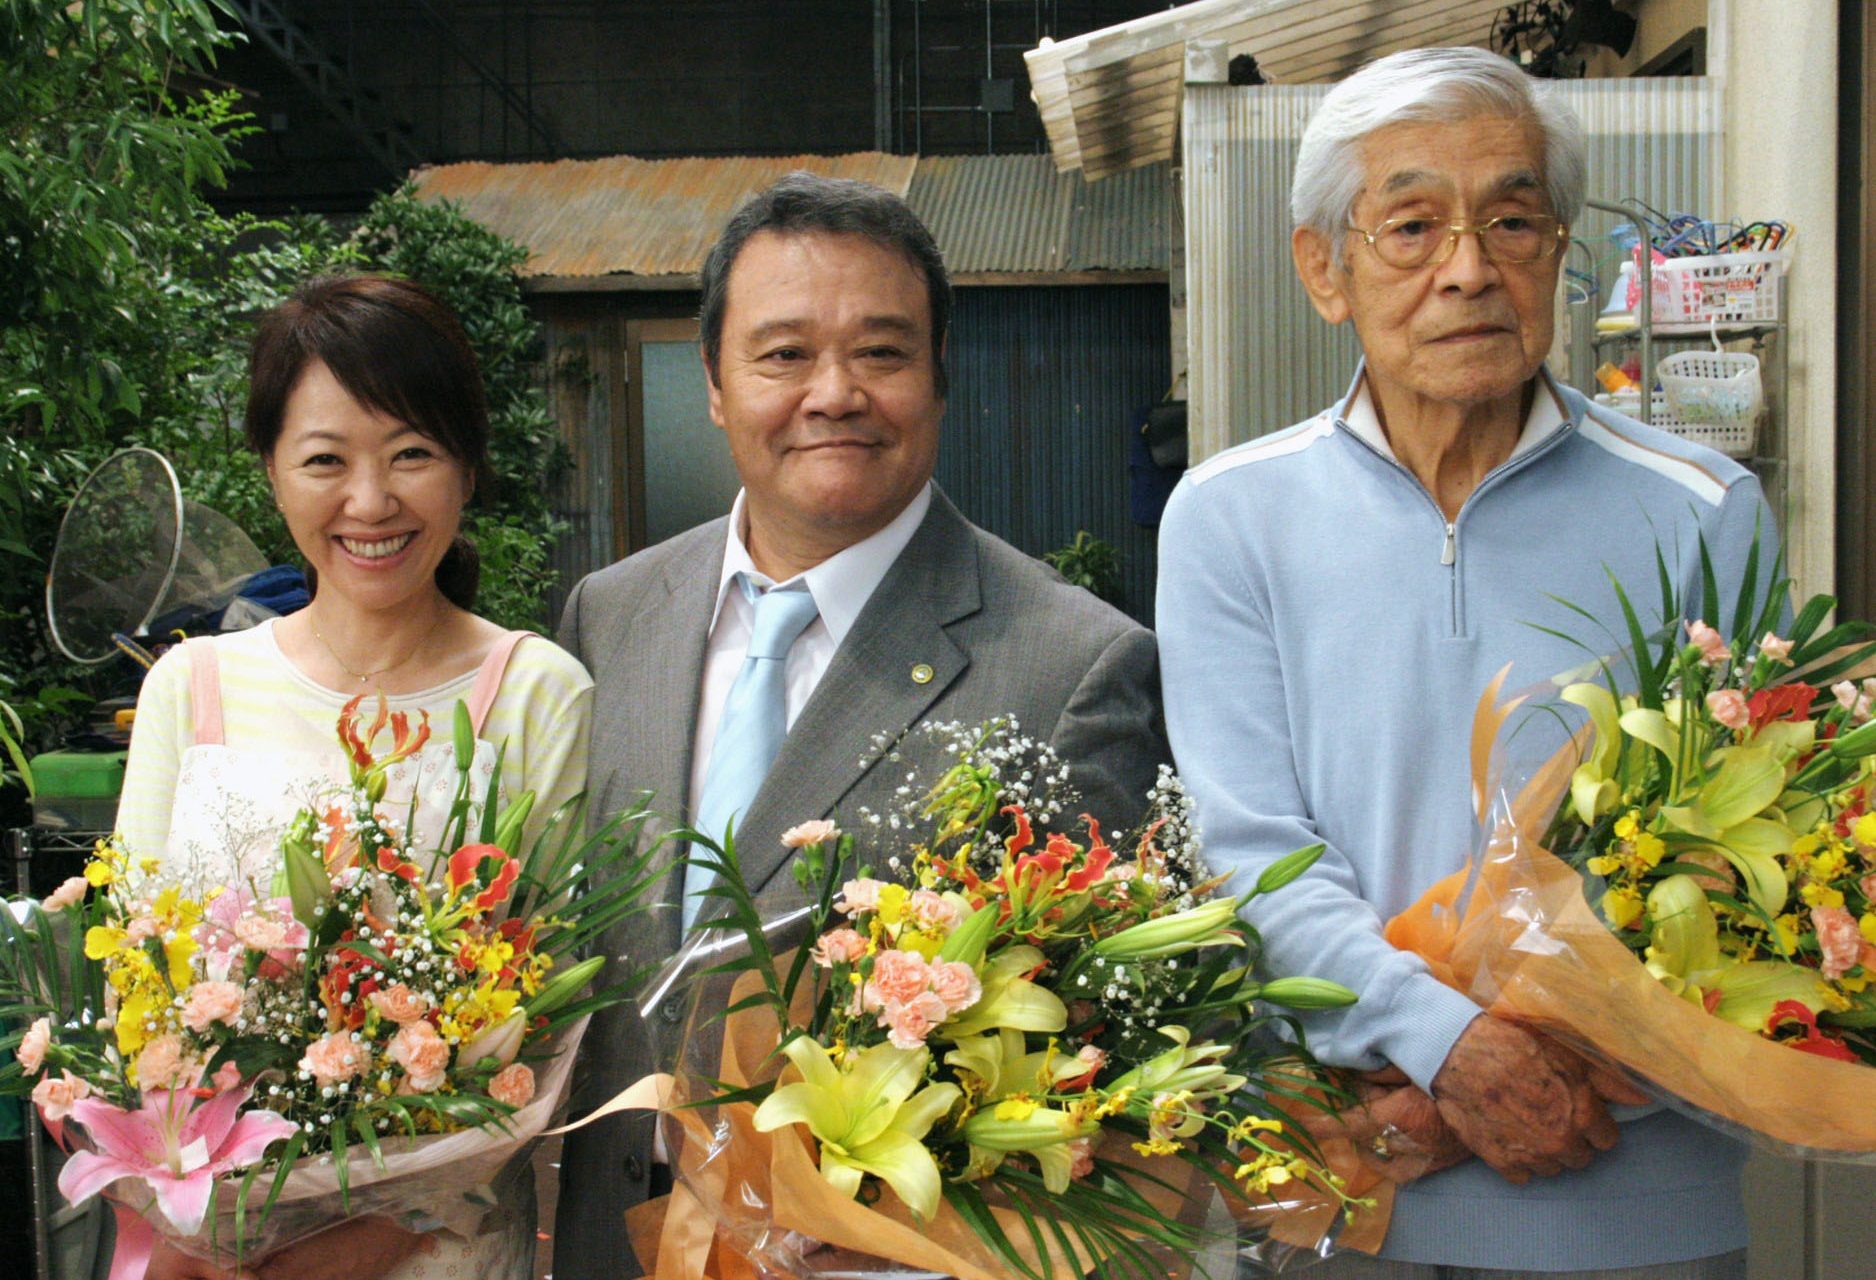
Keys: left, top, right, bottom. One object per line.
{"left": 687, "top": 483, "right": 933, "bottom": 809}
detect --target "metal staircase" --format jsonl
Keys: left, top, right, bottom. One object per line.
{"left": 227, "top": 0, "right": 565, "bottom": 178}
{"left": 228, "top": 0, "right": 424, "bottom": 176}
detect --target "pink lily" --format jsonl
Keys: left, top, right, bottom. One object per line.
{"left": 58, "top": 1085, "right": 297, "bottom": 1235}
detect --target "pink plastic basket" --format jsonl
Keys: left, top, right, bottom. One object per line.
{"left": 1644, "top": 251, "right": 1790, "bottom": 328}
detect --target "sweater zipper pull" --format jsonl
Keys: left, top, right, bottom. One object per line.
{"left": 1441, "top": 522, "right": 1456, "bottom": 566}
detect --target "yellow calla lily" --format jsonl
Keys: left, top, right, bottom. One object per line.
{"left": 1620, "top": 705, "right": 1683, "bottom": 768}
{"left": 1750, "top": 719, "right": 1816, "bottom": 762}
{"left": 961, "top": 1105, "right": 1099, "bottom": 1191}
{"left": 1642, "top": 875, "right": 1723, "bottom": 996}
{"left": 945, "top": 1029, "right": 1097, "bottom": 1189}
{"left": 1710, "top": 962, "right": 1837, "bottom": 1032}
{"left": 1562, "top": 683, "right": 1623, "bottom": 824}
{"left": 1710, "top": 819, "right": 1793, "bottom": 917}
{"left": 939, "top": 946, "right": 1066, "bottom": 1039}
{"left": 753, "top": 1036, "right": 960, "bottom": 1221}
{"left": 1104, "top": 1026, "right": 1247, "bottom": 1101}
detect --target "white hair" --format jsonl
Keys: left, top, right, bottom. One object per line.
{"left": 1291, "top": 46, "right": 1587, "bottom": 266}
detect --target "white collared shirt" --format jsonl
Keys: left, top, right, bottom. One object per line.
{"left": 687, "top": 483, "right": 934, "bottom": 808}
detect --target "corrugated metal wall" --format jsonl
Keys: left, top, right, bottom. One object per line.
{"left": 938, "top": 285, "right": 1172, "bottom": 624}
{"left": 1183, "top": 78, "right": 1722, "bottom": 459}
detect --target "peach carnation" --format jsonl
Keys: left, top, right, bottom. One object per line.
{"left": 181, "top": 981, "right": 245, "bottom": 1033}
{"left": 368, "top": 984, "right": 432, "bottom": 1025}
{"left": 1686, "top": 620, "right": 1730, "bottom": 666}
{"left": 811, "top": 928, "right": 869, "bottom": 968}
{"left": 300, "top": 1032, "right": 365, "bottom": 1088}
{"left": 1067, "top": 1136, "right": 1096, "bottom": 1180}
{"left": 32, "top": 1070, "right": 91, "bottom": 1122}
{"left": 1814, "top": 906, "right": 1865, "bottom": 981}
{"left": 389, "top": 1021, "right": 451, "bottom": 1093}
{"left": 16, "top": 1016, "right": 49, "bottom": 1074}
{"left": 1707, "top": 689, "right": 1750, "bottom": 731}
{"left": 489, "top": 1062, "right": 536, "bottom": 1108}
{"left": 865, "top": 949, "right": 931, "bottom": 1009}
{"left": 135, "top": 1035, "right": 192, "bottom": 1091}
{"left": 1759, "top": 633, "right": 1794, "bottom": 664}
{"left": 928, "top": 960, "right": 982, "bottom": 1014}
{"left": 781, "top": 820, "right": 841, "bottom": 849}
{"left": 909, "top": 889, "right": 962, "bottom": 934}
{"left": 835, "top": 878, "right": 885, "bottom": 915}
{"left": 234, "top": 914, "right": 290, "bottom": 952}
{"left": 42, "top": 877, "right": 88, "bottom": 913}
{"left": 881, "top": 992, "right": 950, "bottom": 1051}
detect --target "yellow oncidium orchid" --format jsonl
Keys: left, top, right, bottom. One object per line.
{"left": 752, "top": 1036, "right": 961, "bottom": 1222}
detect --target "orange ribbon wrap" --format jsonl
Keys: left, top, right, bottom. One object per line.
{"left": 619, "top": 960, "right": 1226, "bottom": 1279}
{"left": 1382, "top": 669, "right": 1876, "bottom": 1175}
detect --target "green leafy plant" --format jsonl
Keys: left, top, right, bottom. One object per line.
{"left": 1044, "top": 531, "right": 1123, "bottom": 606}
{"left": 0, "top": 3, "right": 568, "bottom": 783}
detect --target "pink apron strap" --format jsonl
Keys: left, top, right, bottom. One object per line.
{"left": 185, "top": 638, "right": 225, "bottom": 747}
{"left": 464, "top": 631, "right": 535, "bottom": 737}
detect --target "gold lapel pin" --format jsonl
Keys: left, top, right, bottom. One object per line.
{"left": 910, "top": 663, "right": 934, "bottom": 685}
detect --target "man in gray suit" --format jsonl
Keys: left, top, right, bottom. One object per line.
{"left": 552, "top": 172, "right": 1168, "bottom": 1278}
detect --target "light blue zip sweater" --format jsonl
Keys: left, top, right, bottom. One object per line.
{"left": 1156, "top": 366, "right": 1771, "bottom": 1271}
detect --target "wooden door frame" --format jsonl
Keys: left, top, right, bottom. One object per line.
{"left": 623, "top": 316, "right": 706, "bottom": 556}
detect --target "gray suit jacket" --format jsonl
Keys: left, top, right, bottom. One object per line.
{"left": 552, "top": 488, "right": 1167, "bottom": 1278}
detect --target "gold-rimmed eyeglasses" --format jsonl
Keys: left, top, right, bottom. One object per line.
{"left": 1348, "top": 214, "right": 1567, "bottom": 270}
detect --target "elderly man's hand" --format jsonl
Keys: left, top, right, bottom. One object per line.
{"left": 1430, "top": 1016, "right": 1648, "bottom": 1184}
{"left": 1297, "top": 1067, "right": 1470, "bottom": 1183}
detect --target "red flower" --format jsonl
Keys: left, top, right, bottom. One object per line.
{"left": 336, "top": 693, "right": 431, "bottom": 775}
{"left": 1001, "top": 805, "right": 1035, "bottom": 858}
{"left": 1765, "top": 999, "right": 1859, "bottom": 1062}
{"left": 376, "top": 848, "right": 422, "bottom": 883}
{"left": 1747, "top": 683, "right": 1817, "bottom": 732}
{"left": 447, "top": 843, "right": 519, "bottom": 913}
{"left": 1064, "top": 817, "right": 1114, "bottom": 892}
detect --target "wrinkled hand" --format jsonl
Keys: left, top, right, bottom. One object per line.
{"left": 1297, "top": 1066, "right": 1470, "bottom": 1183}
{"left": 145, "top": 1238, "right": 255, "bottom": 1280}
{"left": 254, "top": 1217, "right": 424, "bottom": 1280}
{"left": 1430, "top": 1016, "right": 1648, "bottom": 1184}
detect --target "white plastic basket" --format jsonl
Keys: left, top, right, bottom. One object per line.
{"left": 1659, "top": 347, "right": 1762, "bottom": 421}
{"left": 1644, "top": 251, "right": 1790, "bottom": 328}
{"left": 1593, "top": 389, "right": 1758, "bottom": 459}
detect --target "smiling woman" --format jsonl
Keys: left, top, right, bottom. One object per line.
{"left": 114, "top": 274, "right": 594, "bottom": 1280}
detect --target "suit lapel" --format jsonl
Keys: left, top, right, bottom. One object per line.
{"left": 735, "top": 493, "right": 982, "bottom": 897}
{"left": 595, "top": 524, "right": 723, "bottom": 956}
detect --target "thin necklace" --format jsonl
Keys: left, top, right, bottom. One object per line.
{"left": 308, "top": 610, "right": 449, "bottom": 688}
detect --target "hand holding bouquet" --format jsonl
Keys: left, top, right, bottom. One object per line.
{"left": 2, "top": 694, "right": 660, "bottom": 1275}
{"left": 1386, "top": 542, "right": 1876, "bottom": 1159}
{"left": 656, "top": 719, "right": 1365, "bottom": 1279}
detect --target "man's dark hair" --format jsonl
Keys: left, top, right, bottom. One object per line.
{"left": 698, "top": 171, "right": 952, "bottom": 397}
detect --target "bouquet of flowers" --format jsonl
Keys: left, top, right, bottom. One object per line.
{"left": 1385, "top": 542, "right": 1876, "bottom": 1156}
{"left": 644, "top": 719, "right": 1368, "bottom": 1280}
{"left": 1, "top": 694, "right": 660, "bottom": 1273}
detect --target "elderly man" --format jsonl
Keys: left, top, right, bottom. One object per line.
{"left": 554, "top": 172, "right": 1169, "bottom": 1278}
{"left": 1157, "top": 48, "right": 1767, "bottom": 1279}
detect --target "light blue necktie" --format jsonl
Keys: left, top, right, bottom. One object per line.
{"left": 685, "top": 576, "right": 820, "bottom": 927}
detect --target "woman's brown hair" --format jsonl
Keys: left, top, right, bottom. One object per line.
{"left": 245, "top": 274, "right": 494, "bottom": 609}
